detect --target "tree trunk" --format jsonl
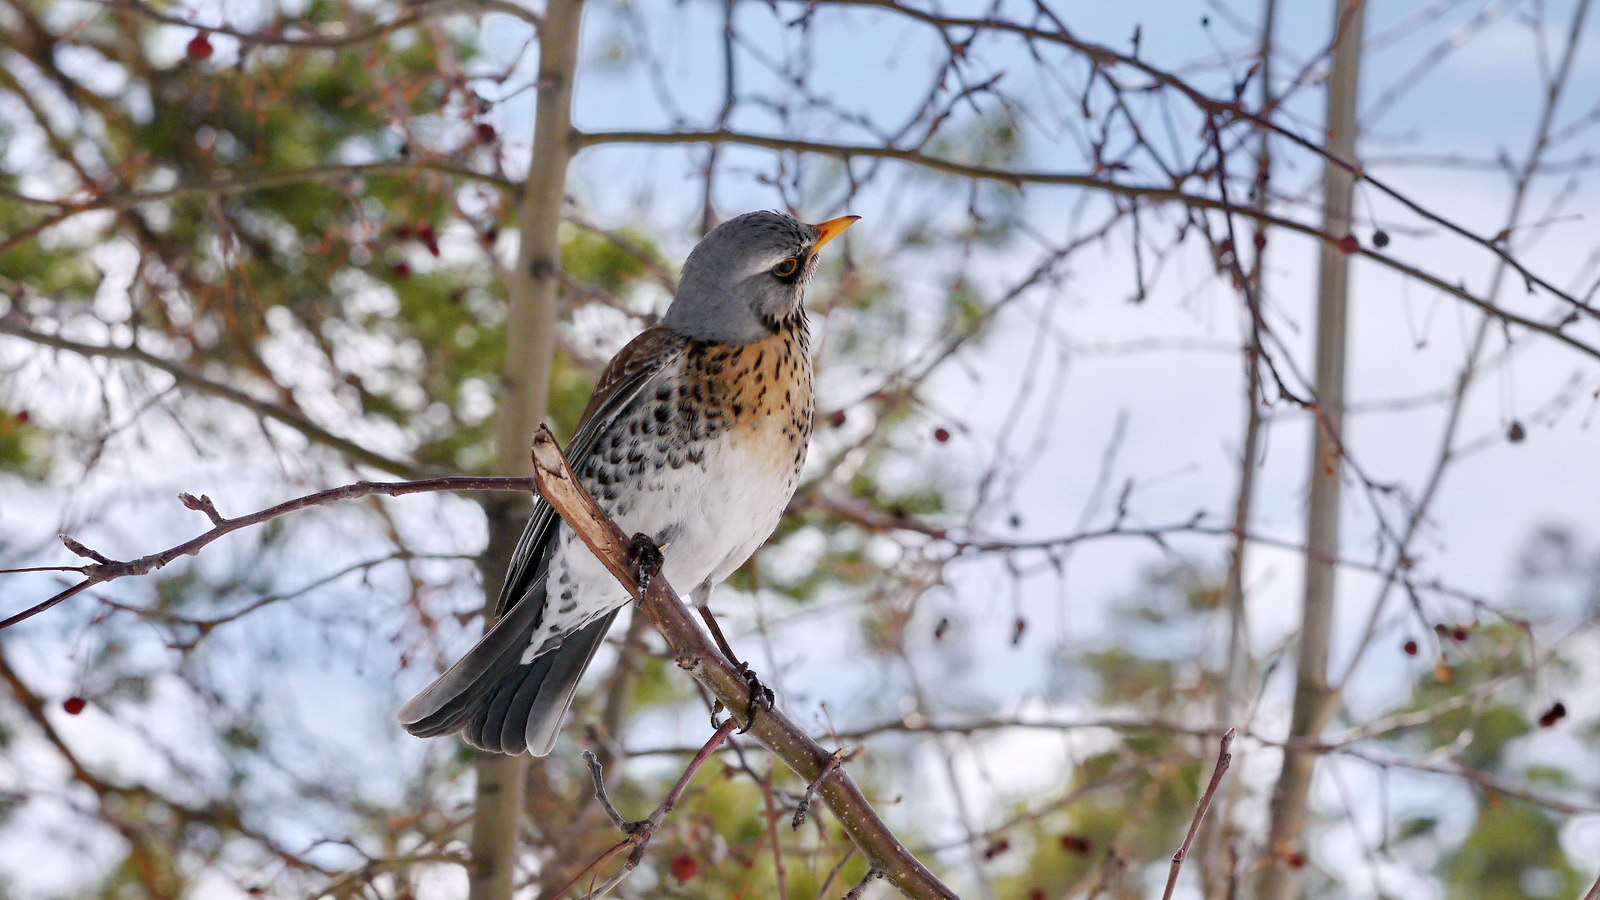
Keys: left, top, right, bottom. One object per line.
{"left": 1255, "top": 1, "right": 1365, "bottom": 897}
{"left": 468, "top": 2, "right": 586, "bottom": 898}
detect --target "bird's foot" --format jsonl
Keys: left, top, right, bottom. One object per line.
{"left": 628, "top": 532, "right": 664, "bottom": 600}
{"left": 707, "top": 663, "right": 773, "bottom": 734}
{"left": 734, "top": 660, "right": 774, "bottom": 733}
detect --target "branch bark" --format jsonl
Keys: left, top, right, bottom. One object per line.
{"left": 1257, "top": 2, "right": 1365, "bottom": 896}
{"left": 527, "top": 426, "right": 958, "bottom": 900}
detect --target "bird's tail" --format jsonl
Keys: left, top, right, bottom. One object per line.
{"left": 397, "top": 586, "right": 619, "bottom": 756}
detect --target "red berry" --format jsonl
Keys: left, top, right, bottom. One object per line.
{"left": 14, "top": 409, "right": 29, "bottom": 424}
{"left": 63, "top": 697, "right": 87, "bottom": 715}
{"left": 829, "top": 409, "right": 847, "bottom": 428}
{"left": 933, "top": 427, "right": 951, "bottom": 443}
{"left": 392, "top": 262, "right": 412, "bottom": 280}
{"left": 1336, "top": 234, "right": 1359, "bottom": 255}
{"left": 668, "top": 854, "right": 697, "bottom": 882}
{"left": 1252, "top": 231, "right": 1267, "bottom": 250}
{"left": 1029, "top": 891, "right": 1046, "bottom": 900}
{"left": 187, "top": 31, "right": 214, "bottom": 60}
{"left": 1286, "top": 850, "right": 1307, "bottom": 868}
{"left": 417, "top": 223, "right": 440, "bottom": 257}
{"left": 1538, "top": 701, "right": 1567, "bottom": 728}
{"left": 1402, "top": 639, "right": 1418, "bottom": 656}
{"left": 982, "top": 838, "right": 1011, "bottom": 859}
{"left": 1451, "top": 626, "right": 1469, "bottom": 642}
{"left": 1060, "top": 834, "right": 1093, "bottom": 854}
{"left": 475, "top": 122, "right": 498, "bottom": 143}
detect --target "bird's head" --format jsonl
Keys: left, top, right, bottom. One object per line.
{"left": 663, "top": 210, "right": 858, "bottom": 343}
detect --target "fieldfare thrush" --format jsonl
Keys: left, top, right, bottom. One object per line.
{"left": 398, "top": 210, "right": 858, "bottom": 755}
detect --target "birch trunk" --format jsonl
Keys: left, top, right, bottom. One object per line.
{"left": 1255, "top": 2, "right": 1365, "bottom": 896}
{"left": 468, "top": 2, "right": 586, "bottom": 897}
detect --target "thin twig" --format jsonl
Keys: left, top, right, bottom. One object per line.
{"left": 582, "top": 750, "right": 631, "bottom": 832}
{"left": 558, "top": 718, "right": 739, "bottom": 900}
{"left": 794, "top": 747, "right": 857, "bottom": 830}
{"left": 0, "top": 477, "right": 534, "bottom": 631}
{"left": 845, "top": 868, "right": 885, "bottom": 899}
{"left": 1162, "top": 728, "right": 1236, "bottom": 900}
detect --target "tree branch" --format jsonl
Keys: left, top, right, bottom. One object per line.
{"left": 526, "top": 426, "right": 957, "bottom": 900}
{"left": 93, "top": 0, "right": 541, "bottom": 48}
{"left": 0, "top": 161, "right": 511, "bottom": 256}
{"left": 560, "top": 718, "right": 739, "bottom": 899}
{"left": 0, "top": 319, "right": 423, "bottom": 478}
{"left": 1161, "top": 728, "right": 1235, "bottom": 900}
{"left": 804, "top": 0, "right": 1593, "bottom": 317}
{"left": 0, "top": 476, "right": 533, "bottom": 631}
{"left": 574, "top": 129, "right": 1600, "bottom": 363}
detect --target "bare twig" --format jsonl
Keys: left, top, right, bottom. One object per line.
{"left": 0, "top": 477, "right": 533, "bottom": 631}
{"left": 94, "top": 0, "right": 542, "bottom": 49}
{"left": 575, "top": 130, "right": 1600, "bottom": 364}
{"left": 793, "top": 747, "right": 857, "bottom": 830}
{"left": 559, "top": 718, "right": 739, "bottom": 899}
{"left": 0, "top": 320, "right": 424, "bottom": 477}
{"left": 845, "top": 868, "right": 886, "bottom": 899}
{"left": 1162, "top": 728, "right": 1236, "bottom": 900}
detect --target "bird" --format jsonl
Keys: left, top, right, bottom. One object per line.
{"left": 398, "top": 210, "right": 858, "bottom": 755}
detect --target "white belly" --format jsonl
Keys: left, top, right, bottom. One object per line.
{"left": 525, "top": 432, "right": 795, "bottom": 659}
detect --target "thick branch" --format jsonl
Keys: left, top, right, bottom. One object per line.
{"left": 527, "top": 426, "right": 957, "bottom": 900}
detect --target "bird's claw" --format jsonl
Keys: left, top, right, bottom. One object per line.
{"left": 708, "top": 667, "right": 772, "bottom": 734}
{"left": 735, "top": 662, "right": 774, "bottom": 733}
{"left": 628, "top": 533, "right": 664, "bottom": 600}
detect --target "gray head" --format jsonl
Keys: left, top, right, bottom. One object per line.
{"left": 662, "top": 210, "right": 858, "bottom": 344}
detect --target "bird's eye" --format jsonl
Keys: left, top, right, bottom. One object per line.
{"left": 772, "top": 257, "right": 799, "bottom": 278}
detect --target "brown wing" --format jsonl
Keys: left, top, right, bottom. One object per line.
{"left": 493, "top": 326, "right": 687, "bottom": 617}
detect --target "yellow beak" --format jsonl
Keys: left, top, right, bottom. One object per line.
{"left": 810, "top": 215, "right": 860, "bottom": 252}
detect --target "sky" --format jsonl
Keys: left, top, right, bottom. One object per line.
{"left": 4, "top": 0, "right": 1600, "bottom": 897}
{"left": 505, "top": 1, "right": 1600, "bottom": 894}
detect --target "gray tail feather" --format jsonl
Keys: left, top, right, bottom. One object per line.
{"left": 398, "top": 589, "right": 620, "bottom": 756}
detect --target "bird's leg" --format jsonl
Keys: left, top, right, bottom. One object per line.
{"left": 628, "top": 533, "right": 665, "bottom": 600}
{"left": 692, "top": 586, "right": 774, "bottom": 733}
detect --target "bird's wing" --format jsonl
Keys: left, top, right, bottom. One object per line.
{"left": 493, "top": 325, "right": 688, "bottom": 618}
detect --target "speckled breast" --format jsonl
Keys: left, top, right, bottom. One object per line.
{"left": 681, "top": 320, "right": 815, "bottom": 479}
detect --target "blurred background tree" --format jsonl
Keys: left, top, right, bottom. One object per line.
{"left": 4, "top": 0, "right": 1600, "bottom": 898}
